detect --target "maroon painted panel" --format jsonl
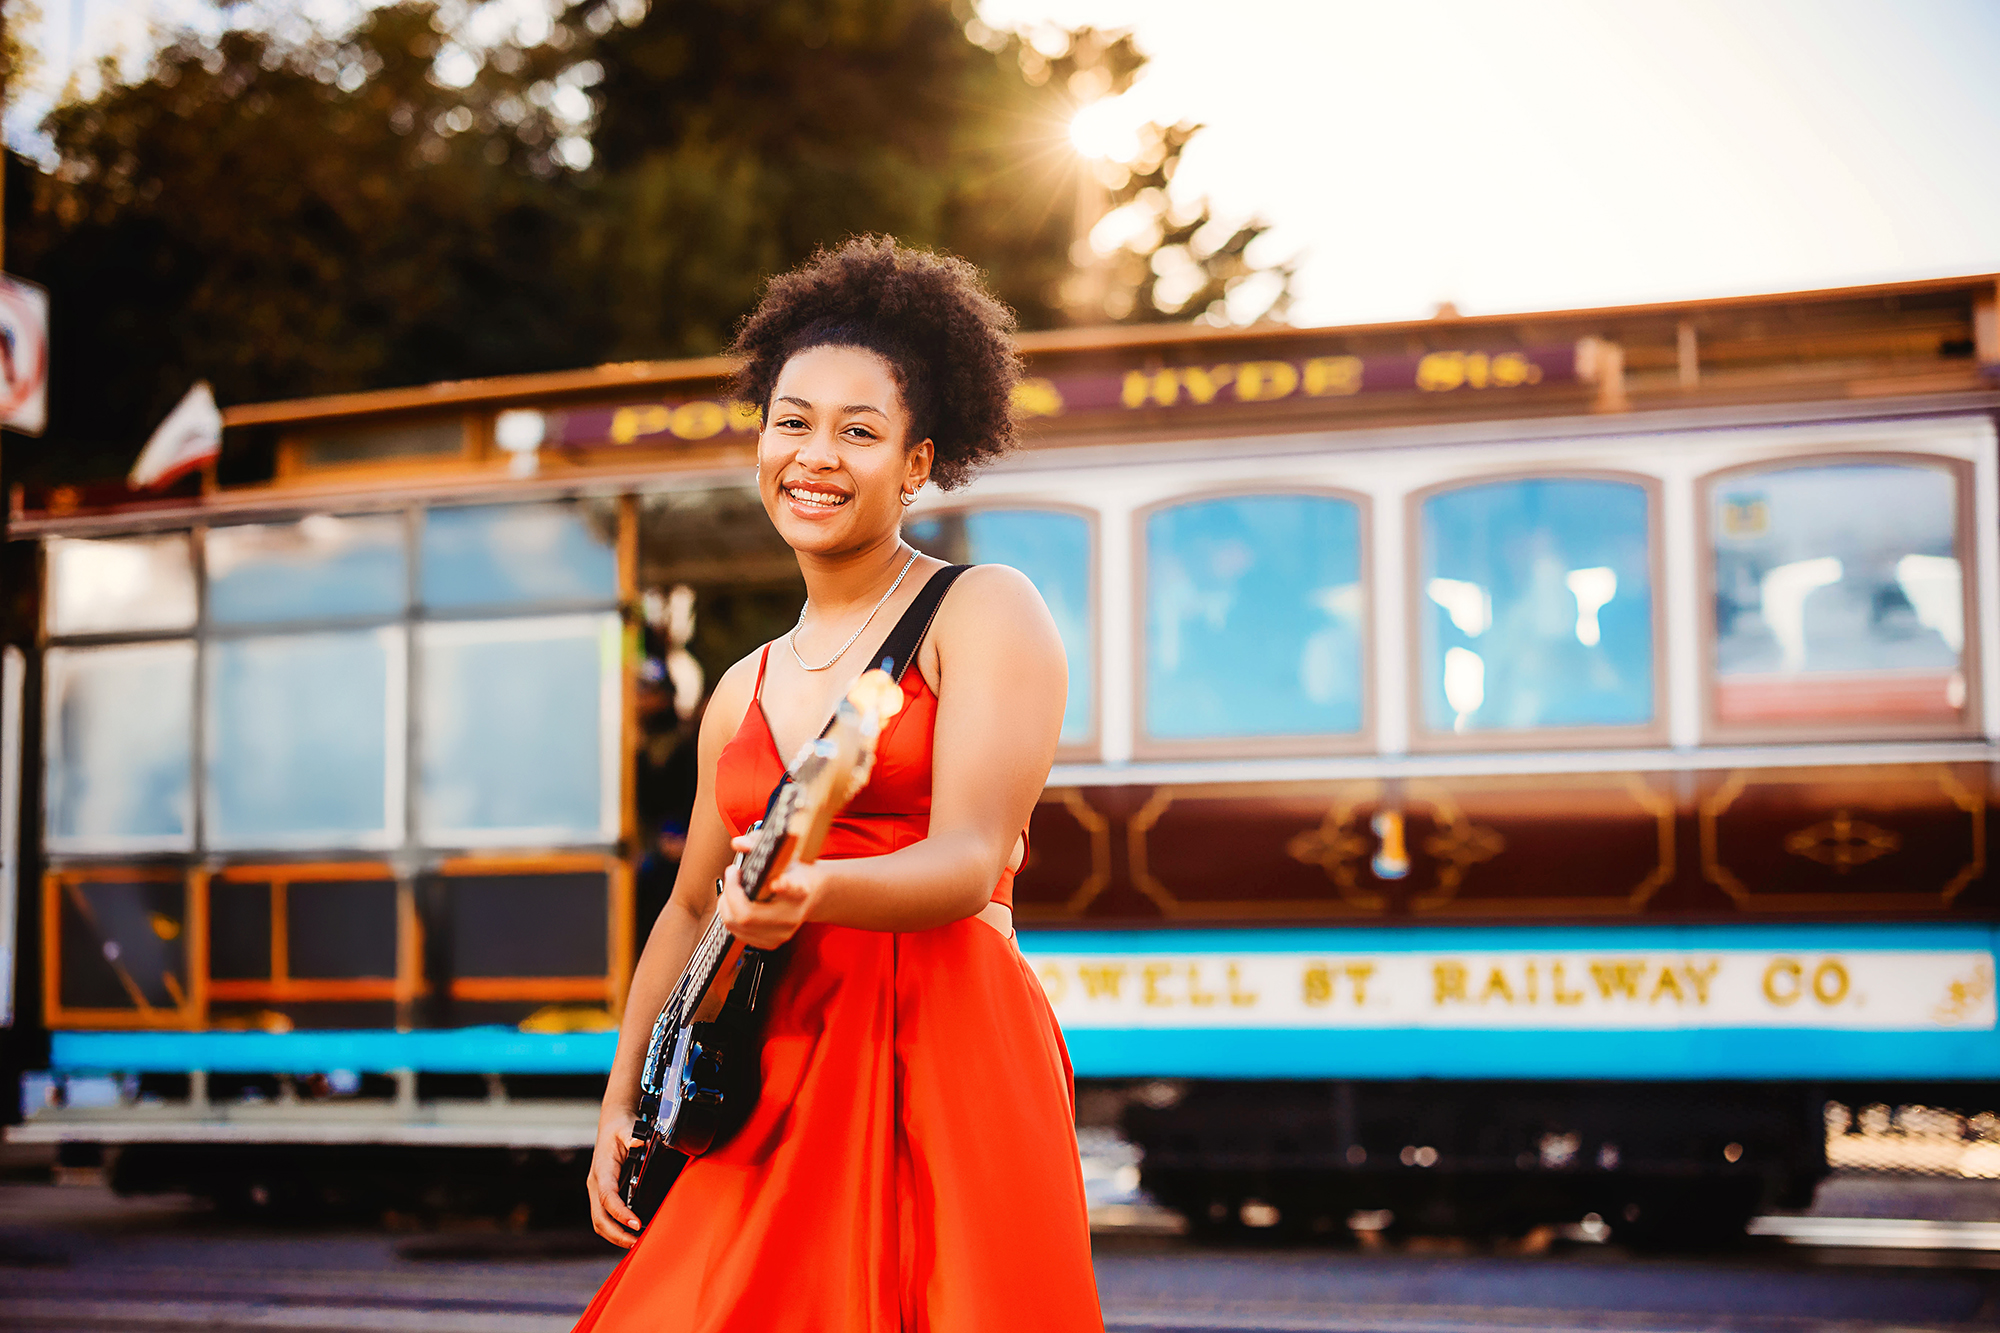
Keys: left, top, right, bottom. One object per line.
{"left": 1018, "top": 763, "right": 1995, "bottom": 927}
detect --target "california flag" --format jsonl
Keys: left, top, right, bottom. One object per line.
{"left": 129, "top": 382, "right": 223, "bottom": 490}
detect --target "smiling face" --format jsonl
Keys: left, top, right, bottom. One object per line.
{"left": 758, "top": 344, "right": 933, "bottom": 559}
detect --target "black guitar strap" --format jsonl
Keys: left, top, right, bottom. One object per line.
{"left": 871, "top": 563, "right": 970, "bottom": 686}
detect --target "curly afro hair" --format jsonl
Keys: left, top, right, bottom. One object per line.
{"left": 728, "top": 236, "right": 1022, "bottom": 491}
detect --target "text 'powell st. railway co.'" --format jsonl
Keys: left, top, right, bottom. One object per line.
{"left": 1021, "top": 950, "right": 1996, "bottom": 1031}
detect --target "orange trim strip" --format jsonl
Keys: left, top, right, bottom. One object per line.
{"left": 209, "top": 979, "right": 404, "bottom": 1002}
{"left": 450, "top": 977, "right": 610, "bottom": 1002}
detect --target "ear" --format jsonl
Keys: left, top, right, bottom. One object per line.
{"left": 905, "top": 437, "right": 935, "bottom": 490}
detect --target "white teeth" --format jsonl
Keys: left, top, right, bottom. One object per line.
{"left": 786, "top": 488, "right": 848, "bottom": 508}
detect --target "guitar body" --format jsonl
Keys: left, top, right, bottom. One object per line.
{"left": 618, "top": 944, "right": 781, "bottom": 1224}
{"left": 659, "top": 946, "right": 777, "bottom": 1156}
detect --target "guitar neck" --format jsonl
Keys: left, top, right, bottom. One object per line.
{"left": 673, "top": 809, "right": 799, "bottom": 1024}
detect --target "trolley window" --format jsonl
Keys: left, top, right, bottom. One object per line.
{"left": 420, "top": 501, "right": 618, "bottom": 610}
{"left": 906, "top": 507, "right": 1094, "bottom": 747}
{"left": 1417, "top": 476, "right": 1655, "bottom": 738}
{"left": 46, "top": 534, "right": 196, "bottom": 636}
{"left": 417, "top": 613, "right": 619, "bottom": 844}
{"left": 44, "top": 642, "right": 195, "bottom": 850}
{"left": 203, "top": 628, "right": 403, "bottom": 848}
{"left": 1707, "top": 458, "right": 1972, "bottom": 731}
{"left": 1143, "top": 492, "right": 1366, "bottom": 744}
{"left": 206, "top": 515, "right": 407, "bottom": 624}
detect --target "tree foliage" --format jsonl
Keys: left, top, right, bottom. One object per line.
{"left": 6, "top": 0, "right": 1292, "bottom": 486}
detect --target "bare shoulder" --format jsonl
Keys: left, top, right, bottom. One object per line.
{"left": 931, "top": 564, "right": 1063, "bottom": 670}
{"left": 935, "top": 563, "right": 1055, "bottom": 637}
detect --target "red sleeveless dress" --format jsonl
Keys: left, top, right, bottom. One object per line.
{"left": 573, "top": 646, "right": 1103, "bottom": 1332}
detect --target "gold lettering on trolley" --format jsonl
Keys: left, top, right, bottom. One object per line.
{"left": 1684, "top": 960, "right": 1719, "bottom": 1005}
{"left": 1012, "top": 377, "right": 1064, "bottom": 417}
{"left": 1551, "top": 962, "right": 1584, "bottom": 1006}
{"left": 1649, "top": 968, "right": 1686, "bottom": 1004}
{"left": 1302, "top": 356, "right": 1363, "bottom": 396}
{"left": 610, "top": 399, "right": 761, "bottom": 444}
{"left": 670, "top": 401, "right": 726, "bottom": 440}
{"left": 1037, "top": 964, "right": 1066, "bottom": 1004}
{"left": 1143, "top": 962, "right": 1176, "bottom": 1006}
{"left": 1763, "top": 959, "right": 1802, "bottom": 1006}
{"left": 1478, "top": 966, "right": 1515, "bottom": 1005}
{"left": 1764, "top": 957, "right": 1851, "bottom": 1007}
{"left": 1228, "top": 963, "right": 1258, "bottom": 1007}
{"left": 1305, "top": 961, "right": 1376, "bottom": 1007}
{"left": 1178, "top": 365, "right": 1236, "bottom": 403}
{"left": 1187, "top": 965, "right": 1218, "bottom": 1007}
{"left": 1234, "top": 360, "right": 1299, "bottom": 401}
{"left": 1415, "top": 350, "right": 1545, "bottom": 392}
{"left": 1435, "top": 961, "right": 1468, "bottom": 1004}
{"left": 611, "top": 404, "right": 669, "bottom": 444}
{"left": 1078, "top": 964, "right": 1128, "bottom": 1000}
{"left": 1123, "top": 369, "right": 1177, "bottom": 408}
{"left": 1591, "top": 960, "right": 1646, "bottom": 1001}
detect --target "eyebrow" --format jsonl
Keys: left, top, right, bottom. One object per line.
{"left": 776, "top": 395, "right": 886, "bottom": 418}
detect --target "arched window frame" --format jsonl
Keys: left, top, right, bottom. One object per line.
{"left": 1407, "top": 468, "right": 1667, "bottom": 752}
{"left": 1697, "top": 450, "right": 1981, "bottom": 744}
{"left": 904, "top": 498, "right": 1101, "bottom": 761}
{"left": 1133, "top": 484, "right": 1375, "bottom": 760}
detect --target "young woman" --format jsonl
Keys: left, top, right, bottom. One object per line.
{"left": 574, "top": 237, "right": 1103, "bottom": 1331}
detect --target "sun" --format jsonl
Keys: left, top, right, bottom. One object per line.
{"left": 1068, "top": 99, "right": 1140, "bottom": 164}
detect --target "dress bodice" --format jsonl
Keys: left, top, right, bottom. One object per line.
{"left": 715, "top": 644, "right": 1015, "bottom": 907}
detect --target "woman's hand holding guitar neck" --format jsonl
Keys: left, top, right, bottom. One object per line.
{"left": 718, "top": 835, "right": 827, "bottom": 950}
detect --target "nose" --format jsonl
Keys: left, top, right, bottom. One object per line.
{"left": 795, "top": 422, "right": 841, "bottom": 470}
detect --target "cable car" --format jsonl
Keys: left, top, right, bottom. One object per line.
{"left": 7, "top": 273, "right": 1998, "bottom": 1239}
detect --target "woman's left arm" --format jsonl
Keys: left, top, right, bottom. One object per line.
{"left": 719, "top": 565, "right": 1066, "bottom": 944}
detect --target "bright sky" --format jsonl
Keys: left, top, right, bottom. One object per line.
{"left": 987, "top": 0, "right": 2000, "bottom": 325}
{"left": 19, "top": 0, "right": 2000, "bottom": 327}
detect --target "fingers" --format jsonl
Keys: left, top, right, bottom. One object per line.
{"left": 586, "top": 1134, "right": 644, "bottom": 1246}
{"left": 588, "top": 1173, "right": 640, "bottom": 1247}
{"left": 717, "top": 870, "right": 802, "bottom": 951}
{"left": 718, "top": 867, "right": 752, "bottom": 927}
{"left": 729, "top": 832, "right": 756, "bottom": 853}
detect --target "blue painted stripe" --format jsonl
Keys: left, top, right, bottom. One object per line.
{"left": 1060, "top": 1027, "right": 2000, "bottom": 1081}
{"left": 53, "top": 1023, "right": 1999, "bottom": 1082}
{"left": 51, "top": 1027, "right": 616, "bottom": 1076}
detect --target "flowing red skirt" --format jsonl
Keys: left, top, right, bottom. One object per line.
{"left": 571, "top": 911, "right": 1103, "bottom": 1332}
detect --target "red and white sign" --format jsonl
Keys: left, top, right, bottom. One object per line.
{"left": 0, "top": 276, "right": 49, "bottom": 436}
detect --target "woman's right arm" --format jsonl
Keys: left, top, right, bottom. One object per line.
{"left": 584, "top": 655, "right": 754, "bottom": 1246}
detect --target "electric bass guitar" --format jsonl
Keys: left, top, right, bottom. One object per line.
{"left": 617, "top": 665, "right": 905, "bottom": 1225}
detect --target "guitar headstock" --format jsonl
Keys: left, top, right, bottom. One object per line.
{"left": 782, "top": 668, "right": 904, "bottom": 863}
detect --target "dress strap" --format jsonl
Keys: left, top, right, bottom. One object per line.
{"left": 753, "top": 643, "right": 771, "bottom": 701}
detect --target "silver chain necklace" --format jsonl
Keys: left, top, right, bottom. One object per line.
{"left": 789, "top": 547, "right": 920, "bottom": 672}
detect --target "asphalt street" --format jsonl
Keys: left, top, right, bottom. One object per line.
{"left": 1, "top": 1179, "right": 1997, "bottom": 1332}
